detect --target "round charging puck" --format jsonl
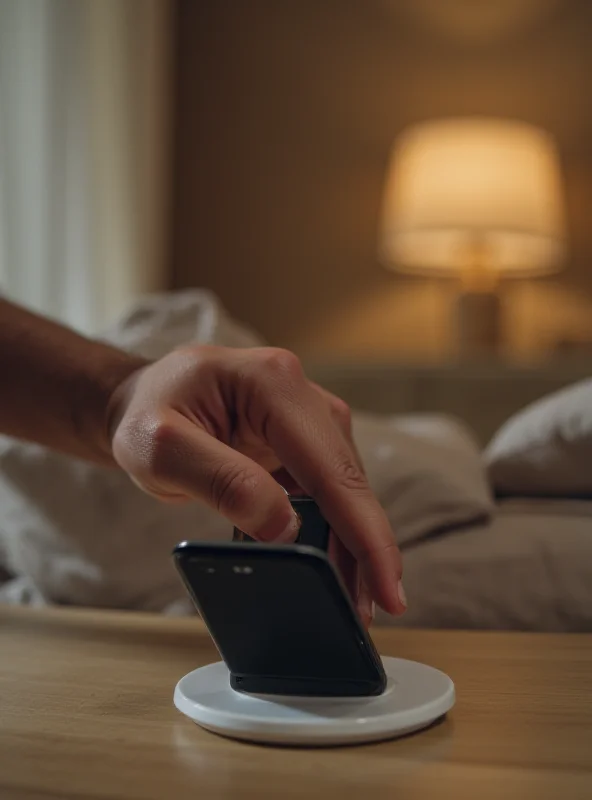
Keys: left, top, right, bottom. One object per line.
{"left": 174, "top": 656, "right": 454, "bottom": 747}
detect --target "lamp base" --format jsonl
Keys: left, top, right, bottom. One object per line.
{"left": 455, "top": 290, "right": 501, "bottom": 358}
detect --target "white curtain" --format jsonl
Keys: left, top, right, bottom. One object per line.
{"left": 0, "top": 0, "right": 172, "bottom": 334}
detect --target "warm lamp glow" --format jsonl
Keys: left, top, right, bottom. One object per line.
{"left": 379, "top": 118, "right": 567, "bottom": 283}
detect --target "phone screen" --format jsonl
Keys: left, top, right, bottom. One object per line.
{"left": 174, "top": 544, "right": 384, "bottom": 696}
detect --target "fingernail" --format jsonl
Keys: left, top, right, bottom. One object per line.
{"left": 360, "top": 611, "right": 372, "bottom": 630}
{"left": 360, "top": 601, "right": 376, "bottom": 629}
{"left": 358, "top": 582, "right": 374, "bottom": 623}
{"left": 275, "top": 511, "right": 301, "bottom": 543}
{"left": 397, "top": 581, "right": 407, "bottom": 609}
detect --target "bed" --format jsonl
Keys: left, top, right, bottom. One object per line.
{"left": 376, "top": 499, "right": 592, "bottom": 631}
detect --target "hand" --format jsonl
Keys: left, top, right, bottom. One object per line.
{"left": 107, "top": 345, "right": 406, "bottom": 621}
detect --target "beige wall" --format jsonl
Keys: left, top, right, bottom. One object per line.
{"left": 171, "top": 0, "right": 592, "bottom": 361}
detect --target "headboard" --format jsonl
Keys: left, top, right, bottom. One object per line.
{"left": 306, "top": 360, "right": 591, "bottom": 446}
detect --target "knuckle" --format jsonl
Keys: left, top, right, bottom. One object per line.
{"left": 331, "top": 455, "right": 368, "bottom": 493}
{"left": 148, "top": 420, "right": 181, "bottom": 479}
{"left": 115, "top": 415, "right": 180, "bottom": 485}
{"left": 330, "top": 396, "right": 352, "bottom": 430}
{"left": 307, "top": 453, "right": 368, "bottom": 502}
{"left": 259, "top": 348, "right": 304, "bottom": 381}
{"left": 209, "top": 462, "right": 261, "bottom": 515}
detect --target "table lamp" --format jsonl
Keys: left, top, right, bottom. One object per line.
{"left": 378, "top": 118, "right": 567, "bottom": 356}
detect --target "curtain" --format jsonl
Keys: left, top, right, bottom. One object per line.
{"left": 0, "top": 0, "right": 172, "bottom": 334}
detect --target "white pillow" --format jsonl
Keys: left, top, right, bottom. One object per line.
{"left": 353, "top": 412, "right": 493, "bottom": 547}
{"left": 485, "top": 378, "right": 592, "bottom": 496}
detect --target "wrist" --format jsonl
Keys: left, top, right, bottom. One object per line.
{"left": 78, "top": 350, "right": 149, "bottom": 465}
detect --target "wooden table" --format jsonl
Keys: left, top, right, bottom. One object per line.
{"left": 1, "top": 606, "right": 591, "bottom": 800}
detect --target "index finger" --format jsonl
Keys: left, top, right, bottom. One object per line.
{"left": 251, "top": 353, "right": 406, "bottom": 616}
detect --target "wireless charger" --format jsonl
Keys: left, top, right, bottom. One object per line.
{"left": 174, "top": 656, "right": 455, "bottom": 746}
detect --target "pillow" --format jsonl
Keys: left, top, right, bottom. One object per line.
{"left": 353, "top": 412, "right": 493, "bottom": 547}
{"left": 485, "top": 377, "right": 592, "bottom": 497}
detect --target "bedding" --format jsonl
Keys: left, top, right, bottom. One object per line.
{"left": 375, "top": 499, "right": 592, "bottom": 632}
{"left": 486, "top": 377, "right": 592, "bottom": 497}
{"left": 351, "top": 411, "right": 493, "bottom": 547}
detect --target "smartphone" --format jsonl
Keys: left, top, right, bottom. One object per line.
{"left": 172, "top": 541, "right": 386, "bottom": 698}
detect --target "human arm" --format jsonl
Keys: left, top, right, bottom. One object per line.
{"left": 0, "top": 298, "right": 406, "bottom": 619}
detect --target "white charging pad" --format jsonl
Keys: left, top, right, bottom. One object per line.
{"left": 174, "top": 657, "right": 455, "bottom": 746}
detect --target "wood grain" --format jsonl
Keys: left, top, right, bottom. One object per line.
{"left": 1, "top": 605, "right": 591, "bottom": 799}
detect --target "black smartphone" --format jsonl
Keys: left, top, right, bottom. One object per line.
{"left": 172, "top": 541, "right": 386, "bottom": 698}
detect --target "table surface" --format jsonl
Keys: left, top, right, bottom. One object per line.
{"left": 1, "top": 606, "right": 592, "bottom": 800}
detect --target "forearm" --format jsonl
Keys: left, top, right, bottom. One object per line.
{"left": 0, "top": 298, "right": 147, "bottom": 463}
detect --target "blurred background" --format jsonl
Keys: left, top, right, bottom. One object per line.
{"left": 1, "top": 0, "right": 592, "bottom": 367}
{"left": 173, "top": 0, "right": 592, "bottom": 365}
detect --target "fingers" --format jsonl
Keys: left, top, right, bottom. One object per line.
{"left": 327, "top": 532, "right": 372, "bottom": 627}
{"left": 110, "top": 344, "right": 404, "bottom": 617}
{"left": 272, "top": 385, "right": 365, "bottom": 492}
{"left": 112, "top": 410, "right": 300, "bottom": 543}
{"left": 270, "top": 385, "right": 362, "bottom": 493}
{"left": 243, "top": 349, "right": 405, "bottom": 616}
{"left": 358, "top": 580, "right": 375, "bottom": 629}
{"left": 310, "top": 383, "right": 366, "bottom": 475}
{"left": 311, "top": 383, "right": 353, "bottom": 435}
{"left": 311, "top": 385, "right": 377, "bottom": 624}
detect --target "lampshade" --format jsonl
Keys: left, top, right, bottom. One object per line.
{"left": 379, "top": 118, "right": 567, "bottom": 279}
